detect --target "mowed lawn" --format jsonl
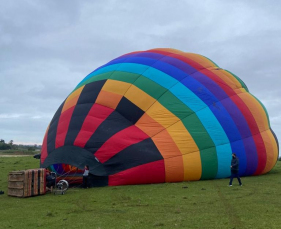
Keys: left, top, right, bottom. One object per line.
{"left": 0, "top": 156, "right": 280, "bottom": 229}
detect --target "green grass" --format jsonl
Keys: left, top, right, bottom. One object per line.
{"left": 0, "top": 156, "right": 281, "bottom": 228}
{"left": 0, "top": 150, "right": 38, "bottom": 155}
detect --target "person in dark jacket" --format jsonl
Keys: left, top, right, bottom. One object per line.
{"left": 229, "top": 153, "right": 242, "bottom": 186}
{"left": 46, "top": 170, "right": 56, "bottom": 192}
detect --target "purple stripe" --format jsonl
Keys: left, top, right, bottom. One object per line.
{"left": 98, "top": 51, "right": 259, "bottom": 175}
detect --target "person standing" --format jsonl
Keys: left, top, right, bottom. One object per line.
{"left": 229, "top": 153, "right": 242, "bottom": 186}
{"left": 83, "top": 165, "right": 89, "bottom": 188}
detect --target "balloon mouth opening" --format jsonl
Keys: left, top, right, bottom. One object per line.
{"left": 41, "top": 145, "right": 107, "bottom": 176}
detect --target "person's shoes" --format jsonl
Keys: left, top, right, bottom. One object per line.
{"left": 0, "top": 190, "right": 4, "bottom": 195}
{"left": 240, "top": 184, "right": 242, "bottom": 186}
{"left": 229, "top": 185, "right": 232, "bottom": 187}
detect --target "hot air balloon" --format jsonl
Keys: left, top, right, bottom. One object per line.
{"left": 40, "top": 48, "right": 279, "bottom": 187}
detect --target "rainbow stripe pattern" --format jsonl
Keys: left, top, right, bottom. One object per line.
{"left": 41, "top": 48, "right": 279, "bottom": 186}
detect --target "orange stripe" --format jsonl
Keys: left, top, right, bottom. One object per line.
{"left": 136, "top": 113, "right": 165, "bottom": 137}
{"left": 207, "top": 68, "right": 243, "bottom": 90}
{"left": 260, "top": 130, "right": 274, "bottom": 174}
{"left": 97, "top": 78, "right": 200, "bottom": 181}
{"left": 150, "top": 48, "right": 244, "bottom": 90}
{"left": 95, "top": 90, "right": 122, "bottom": 110}
{"left": 62, "top": 86, "right": 84, "bottom": 113}
{"left": 164, "top": 157, "right": 184, "bottom": 182}
{"left": 237, "top": 92, "right": 268, "bottom": 132}
{"left": 166, "top": 121, "right": 201, "bottom": 181}
{"left": 264, "top": 130, "right": 279, "bottom": 172}
{"left": 41, "top": 124, "right": 50, "bottom": 163}
{"left": 151, "top": 129, "right": 184, "bottom": 182}
{"left": 151, "top": 48, "right": 215, "bottom": 69}
{"left": 237, "top": 92, "right": 276, "bottom": 174}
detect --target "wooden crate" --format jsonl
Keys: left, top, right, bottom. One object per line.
{"left": 8, "top": 169, "right": 46, "bottom": 197}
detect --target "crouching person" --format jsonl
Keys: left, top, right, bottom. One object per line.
{"left": 46, "top": 170, "right": 56, "bottom": 192}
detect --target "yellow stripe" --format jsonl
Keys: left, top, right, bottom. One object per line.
{"left": 100, "top": 79, "right": 200, "bottom": 180}
{"left": 146, "top": 102, "right": 200, "bottom": 180}
{"left": 263, "top": 130, "right": 278, "bottom": 173}
{"left": 165, "top": 121, "right": 201, "bottom": 180}
{"left": 125, "top": 85, "right": 156, "bottom": 111}
{"left": 62, "top": 86, "right": 84, "bottom": 113}
{"left": 102, "top": 79, "right": 131, "bottom": 95}
{"left": 146, "top": 102, "right": 180, "bottom": 128}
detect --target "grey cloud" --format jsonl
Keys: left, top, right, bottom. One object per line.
{"left": 0, "top": 0, "right": 280, "bottom": 145}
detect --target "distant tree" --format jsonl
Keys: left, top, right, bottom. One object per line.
{"left": 0, "top": 139, "right": 5, "bottom": 143}
{"left": 9, "top": 140, "right": 13, "bottom": 145}
{"left": 0, "top": 142, "right": 11, "bottom": 150}
{"left": 28, "top": 147, "right": 35, "bottom": 151}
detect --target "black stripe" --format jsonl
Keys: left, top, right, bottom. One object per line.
{"left": 47, "top": 101, "right": 65, "bottom": 154}
{"left": 115, "top": 97, "right": 144, "bottom": 124}
{"left": 41, "top": 145, "right": 107, "bottom": 176}
{"left": 64, "top": 80, "right": 106, "bottom": 146}
{"left": 103, "top": 138, "right": 163, "bottom": 175}
{"left": 85, "top": 110, "right": 132, "bottom": 153}
{"left": 88, "top": 174, "right": 108, "bottom": 187}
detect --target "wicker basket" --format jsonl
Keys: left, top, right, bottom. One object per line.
{"left": 8, "top": 169, "right": 46, "bottom": 197}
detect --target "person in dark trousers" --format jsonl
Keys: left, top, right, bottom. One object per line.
{"left": 46, "top": 170, "right": 56, "bottom": 192}
{"left": 83, "top": 165, "right": 89, "bottom": 188}
{"left": 229, "top": 153, "right": 242, "bottom": 186}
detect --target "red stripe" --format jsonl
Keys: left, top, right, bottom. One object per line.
{"left": 41, "top": 131, "right": 48, "bottom": 164}
{"left": 252, "top": 134, "right": 267, "bottom": 174}
{"left": 95, "top": 125, "right": 149, "bottom": 163}
{"left": 150, "top": 49, "right": 267, "bottom": 174}
{"left": 108, "top": 160, "right": 165, "bottom": 186}
{"left": 55, "top": 106, "right": 75, "bottom": 148}
{"left": 74, "top": 103, "right": 113, "bottom": 148}
{"left": 116, "top": 49, "right": 267, "bottom": 174}
{"left": 231, "top": 96, "right": 267, "bottom": 174}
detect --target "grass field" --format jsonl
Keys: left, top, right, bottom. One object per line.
{"left": 0, "top": 156, "right": 280, "bottom": 229}
{"left": 0, "top": 149, "right": 38, "bottom": 156}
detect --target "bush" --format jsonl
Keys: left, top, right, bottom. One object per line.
{"left": 0, "top": 142, "right": 11, "bottom": 150}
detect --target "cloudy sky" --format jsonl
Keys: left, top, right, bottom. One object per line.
{"left": 1, "top": 0, "right": 280, "bottom": 147}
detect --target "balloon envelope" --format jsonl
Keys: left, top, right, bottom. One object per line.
{"left": 40, "top": 48, "right": 279, "bottom": 186}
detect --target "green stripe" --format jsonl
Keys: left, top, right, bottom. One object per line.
{"left": 135, "top": 77, "right": 217, "bottom": 178}
{"left": 73, "top": 70, "right": 218, "bottom": 179}
{"left": 199, "top": 147, "right": 218, "bottom": 179}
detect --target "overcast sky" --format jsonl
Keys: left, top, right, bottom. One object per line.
{"left": 0, "top": 0, "right": 280, "bottom": 147}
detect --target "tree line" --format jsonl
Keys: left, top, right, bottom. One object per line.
{"left": 0, "top": 139, "right": 42, "bottom": 151}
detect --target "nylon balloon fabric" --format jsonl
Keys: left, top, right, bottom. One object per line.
{"left": 40, "top": 48, "right": 279, "bottom": 186}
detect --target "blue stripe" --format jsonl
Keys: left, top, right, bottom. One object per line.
{"left": 215, "top": 144, "right": 232, "bottom": 178}
{"left": 77, "top": 62, "right": 234, "bottom": 177}
{"left": 92, "top": 54, "right": 253, "bottom": 176}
